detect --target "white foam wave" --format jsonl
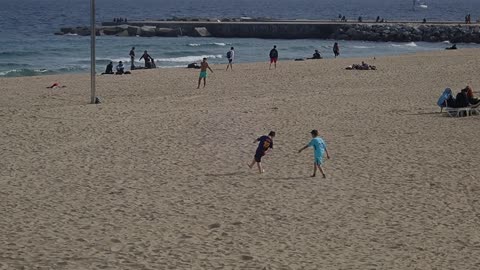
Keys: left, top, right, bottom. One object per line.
{"left": 391, "top": 42, "right": 418, "bottom": 48}
{"left": 187, "top": 42, "right": 229, "bottom": 47}
{"left": 156, "top": 54, "right": 223, "bottom": 63}
{"left": 353, "top": 45, "right": 372, "bottom": 49}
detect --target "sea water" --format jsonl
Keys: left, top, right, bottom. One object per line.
{"left": 0, "top": 0, "right": 479, "bottom": 77}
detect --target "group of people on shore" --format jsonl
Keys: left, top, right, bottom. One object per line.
{"left": 113, "top": 18, "right": 128, "bottom": 23}
{"left": 249, "top": 130, "right": 331, "bottom": 178}
{"left": 465, "top": 14, "right": 472, "bottom": 24}
{"left": 438, "top": 86, "right": 480, "bottom": 109}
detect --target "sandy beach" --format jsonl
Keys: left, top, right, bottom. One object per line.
{"left": 1, "top": 49, "right": 480, "bottom": 269}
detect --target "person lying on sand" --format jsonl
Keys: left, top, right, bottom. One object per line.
{"left": 248, "top": 131, "right": 275, "bottom": 174}
{"left": 46, "top": 83, "right": 66, "bottom": 89}
{"left": 298, "top": 130, "right": 330, "bottom": 178}
{"left": 346, "top": 61, "right": 376, "bottom": 70}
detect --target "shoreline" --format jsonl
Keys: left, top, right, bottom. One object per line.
{"left": 2, "top": 45, "right": 477, "bottom": 79}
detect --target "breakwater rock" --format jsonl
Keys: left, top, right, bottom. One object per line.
{"left": 56, "top": 21, "right": 480, "bottom": 43}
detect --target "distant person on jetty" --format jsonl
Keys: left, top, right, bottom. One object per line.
{"left": 116, "top": 61, "right": 125, "bottom": 74}
{"left": 139, "top": 50, "right": 153, "bottom": 68}
{"left": 269, "top": 45, "right": 278, "bottom": 70}
{"left": 308, "top": 50, "right": 322, "bottom": 59}
{"left": 298, "top": 130, "right": 330, "bottom": 178}
{"left": 129, "top": 47, "right": 135, "bottom": 70}
{"left": 333, "top": 42, "right": 340, "bottom": 58}
{"left": 102, "top": 61, "right": 114, "bottom": 74}
{"left": 376, "top": 16, "right": 380, "bottom": 23}
{"left": 226, "top": 47, "right": 235, "bottom": 71}
{"left": 248, "top": 131, "right": 275, "bottom": 174}
{"left": 197, "top": 58, "right": 214, "bottom": 89}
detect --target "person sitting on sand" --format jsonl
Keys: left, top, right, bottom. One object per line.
{"left": 308, "top": 50, "right": 322, "bottom": 60}
{"left": 197, "top": 58, "right": 214, "bottom": 89}
{"left": 248, "top": 131, "right": 275, "bottom": 174}
{"left": 102, "top": 61, "right": 114, "bottom": 75}
{"left": 116, "top": 61, "right": 125, "bottom": 75}
{"left": 446, "top": 44, "right": 457, "bottom": 50}
{"left": 298, "top": 130, "right": 330, "bottom": 178}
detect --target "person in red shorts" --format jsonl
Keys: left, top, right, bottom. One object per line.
{"left": 269, "top": 45, "right": 278, "bottom": 70}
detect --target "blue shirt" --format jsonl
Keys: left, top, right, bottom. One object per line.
{"left": 308, "top": 137, "right": 327, "bottom": 159}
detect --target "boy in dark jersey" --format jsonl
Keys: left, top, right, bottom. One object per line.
{"left": 248, "top": 131, "right": 276, "bottom": 174}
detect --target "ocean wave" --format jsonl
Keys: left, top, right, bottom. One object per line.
{"left": 391, "top": 42, "right": 418, "bottom": 48}
{"left": 156, "top": 54, "right": 223, "bottom": 63}
{"left": 0, "top": 68, "right": 52, "bottom": 77}
{"left": 187, "top": 42, "right": 230, "bottom": 47}
{"left": 0, "top": 51, "right": 39, "bottom": 57}
{"left": 353, "top": 45, "right": 373, "bottom": 49}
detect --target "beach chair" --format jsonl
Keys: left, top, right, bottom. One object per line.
{"left": 444, "top": 103, "right": 480, "bottom": 117}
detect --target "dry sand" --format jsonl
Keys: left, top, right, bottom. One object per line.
{"left": 1, "top": 49, "right": 480, "bottom": 270}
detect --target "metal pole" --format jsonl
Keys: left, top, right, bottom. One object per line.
{"left": 90, "top": 0, "right": 96, "bottom": 104}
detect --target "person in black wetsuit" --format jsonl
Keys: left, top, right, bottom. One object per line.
{"left": 139, "top": 50, "right": 153, "bottom": 68}
{"left": 102, "top": 61, "right": 114, "bottom": 74}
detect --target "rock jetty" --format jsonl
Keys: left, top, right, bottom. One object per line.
{"left": 55, "top": 19, "right": 480, "bottom": 43}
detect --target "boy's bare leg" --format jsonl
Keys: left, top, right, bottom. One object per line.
{"left": 197, "top": 78, "right": 201, "bottom": 89}
{"left": 248, "top": 159, "right": 256, "bottom": 169}
{"left": 317, "top": 164, "right": 326, "bottom": 178}
{"left": 257, "top": 162, "right": 264, "bottom": 174}
{"left": 203, "top": 78, "right": 206, "bottom": 88}
{"left": 311, "top": 162, "right": 317, "bottom": 177}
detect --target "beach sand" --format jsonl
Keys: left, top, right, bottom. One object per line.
{"left": 1, "top": 49, "right": 480, "bottom": 269}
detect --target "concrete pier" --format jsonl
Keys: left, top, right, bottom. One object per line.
{"left": 57, "top": 20, "right": 480, "bottom": 43}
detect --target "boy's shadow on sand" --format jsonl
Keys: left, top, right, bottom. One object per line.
{"left": 205, "top": 172, "right": 249, "bottom": 177}
{"left": 205, "top": 172, "right": 307, "bottom": 181}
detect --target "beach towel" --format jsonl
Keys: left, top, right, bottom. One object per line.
{"left": 437, "top": 88, "right": 452, "bottom": 107}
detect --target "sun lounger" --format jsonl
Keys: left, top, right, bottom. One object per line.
{"left": 444, "top": 103, "right": 480, "bottom": 117}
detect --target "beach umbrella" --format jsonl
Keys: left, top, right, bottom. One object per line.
{"left": 90, "top": 0, "right": 96, "bottom": 104}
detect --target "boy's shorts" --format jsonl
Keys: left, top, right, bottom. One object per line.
{"left": 199, "top": 71, "right": 207, "bottom": 78}
{"left": 315, "top": 157, "right": 323, "bottom": 165}
{"left": 270, "top": 57, "right": 278, "bottom": 63}
{"left": 254, "top": 153, "right": 264, "bottom": 162}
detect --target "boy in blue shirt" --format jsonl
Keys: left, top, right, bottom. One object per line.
{"left": 248, "top": 131, "right": 275, "bottom": 174}
{"left": 298, "top": 130, "right": 330, "bottom": 178}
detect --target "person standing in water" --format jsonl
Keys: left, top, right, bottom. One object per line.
{"left": 269, "top": 45, "right": 278, "bottom": 70}
{"left": 333, "top": 42, "right": 340, "bottom": 58}
{"left": 129, "top": 47, "right": 135, "bottom": 70}
{"left": 139, "top": 50, "right": 153, "bottom": 68}
{"left": 197, "top": 58, "right": 214, "bottom": 89}
{"left": 226, "top": 47, "right": 235, "bottom": 71}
